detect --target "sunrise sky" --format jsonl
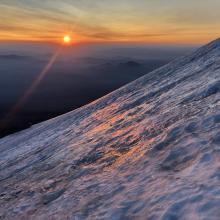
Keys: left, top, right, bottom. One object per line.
{"left": 1, "top": 0, "right": 220, "bottom": 45}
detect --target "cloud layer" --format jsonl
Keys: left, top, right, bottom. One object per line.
{"left": 1, "top": 0, "right": 220, "bottom": 44}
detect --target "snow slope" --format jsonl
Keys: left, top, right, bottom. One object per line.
{"left": 0, "top": 39, "right": 220, "bottom": 220}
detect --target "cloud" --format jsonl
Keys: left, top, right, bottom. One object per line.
{"left": 1, "top": 0, "right": 220, "bottom": 44}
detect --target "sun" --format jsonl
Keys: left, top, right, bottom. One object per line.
{"left": 63, "top": 35, "right": 71, "bottom": 44}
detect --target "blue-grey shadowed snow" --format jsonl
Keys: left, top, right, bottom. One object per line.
{"left": 0, "top": 39, "right": 219, "bottom": 219}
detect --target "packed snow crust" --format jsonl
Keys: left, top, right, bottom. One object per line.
{"left": 0, "top": 39, "right": 220, "bottom": 220}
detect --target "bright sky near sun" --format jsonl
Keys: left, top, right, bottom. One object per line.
{"left": 1, "top": 0, "right": 220, "bottom": 45}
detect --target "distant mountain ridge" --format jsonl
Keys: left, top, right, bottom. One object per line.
{"left": 0, "top": 39, "right": 220, "bottom": 219}
{"left": 0, "top": 54, "right": 31, "bottom": 60}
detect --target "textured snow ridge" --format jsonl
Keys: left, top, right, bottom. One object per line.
{"left": 0, "top": 39, "right": 220, "bottom": 220}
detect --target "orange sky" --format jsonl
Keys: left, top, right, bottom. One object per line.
{"left": 1, "top": 0, "right": 220, "bottom": 45}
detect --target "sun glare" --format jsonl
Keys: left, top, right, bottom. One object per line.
{"left": 63, "top": 35, "right": 71, "bottom": 44}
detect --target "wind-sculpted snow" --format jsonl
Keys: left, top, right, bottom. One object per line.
{"left": 0, "top": 39, "right": 220, "bottom": 220}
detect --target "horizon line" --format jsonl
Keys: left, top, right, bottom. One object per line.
{"left": 0, "top": 39, "right": 204, "bottom": 47}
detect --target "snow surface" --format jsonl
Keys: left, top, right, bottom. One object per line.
{"left": 0, "top": 39, "right": 220, "bottom": 220}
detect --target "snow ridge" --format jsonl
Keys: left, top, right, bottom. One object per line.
{"left": 0, "top": 39, "right": 220, "bottom": 220}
